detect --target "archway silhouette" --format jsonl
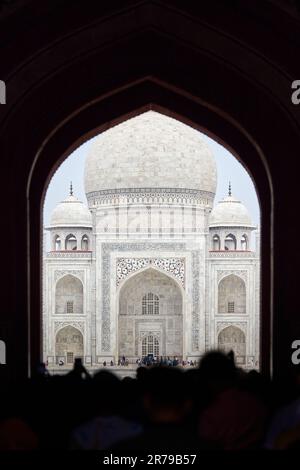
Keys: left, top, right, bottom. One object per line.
{"left": 31, "top": 97, "right": 270, "bottom": 377}
{"left": 1, "top": 3, "right": 288, "bottom": 380}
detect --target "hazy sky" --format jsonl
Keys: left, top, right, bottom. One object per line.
{"left": 43, "top": 127, "right": 260, "bottom": 243}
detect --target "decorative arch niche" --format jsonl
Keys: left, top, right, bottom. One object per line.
{"left": 218, "top": 274, "right": 246, "bottom": 314}
{"left": 55, "top": 274, "right": 83, "bottom": 314}
{"left": 55, "top": 326, "right": 83, "bottom": 364}
{"left": 218, "top": 325, "right": 246, "bottom": 363}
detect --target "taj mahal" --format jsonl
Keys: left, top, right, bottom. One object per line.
{"left": 43, "top": 111, "right": 260, "bottom": 369}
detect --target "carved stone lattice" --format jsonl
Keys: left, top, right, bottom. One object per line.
{"left": 116, "top": 257, "right": 185, "bottom": 288}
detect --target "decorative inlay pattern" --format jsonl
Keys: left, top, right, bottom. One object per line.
{"left": 217, "top": 270, "right": 248, "bottom": 283}
{"left": 87, "top": 188, "right": 214, "bottom": 207}
{"left": 209, "top": 251, "right": 255, "bottom": 258}
{"left": 116, "top": 257, "right": 185, "bottom": 287}
{"left": 191, "top": 251, "right": 200, "bottom": 352}
{"left": 216, "top": 322, "right": 247, "bottom": 334}
{"left": 48, "top": 252, "right": 92, "bottom": 258}
{"left": 54, "top": 270, "right": 84, "bottom": 282}
{"left": 54, "top": 321, "right": 85, "bottom": 334}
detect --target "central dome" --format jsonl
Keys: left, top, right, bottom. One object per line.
{"left": 84, "top": 111, "right": 217, "bottom": 196}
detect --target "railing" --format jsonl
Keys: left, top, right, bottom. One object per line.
{"left": 46, "top": 251, "right": 93, "bottom": 258}
{"left": 209, "top": 250, "right": 256, "bottom": 258}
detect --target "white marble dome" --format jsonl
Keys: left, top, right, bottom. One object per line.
{"left": 50, "top": 194, "right": 92, "bottom": 228}
{"left": 209, "top": 194, "right": 254, "bottom": 227}
{"left": 84, "top": 111, "right": 217, "bottom": 195}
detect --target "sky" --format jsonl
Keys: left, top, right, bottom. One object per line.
{"left": 43, "top": 126, "right": 260, "bottom": 245}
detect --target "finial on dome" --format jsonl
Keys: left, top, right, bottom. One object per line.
{"left": 70, "top": 181, "right": 73, "bottom": 196}
{"left": 228, "top": 181, "right": 232, "bottom": 197}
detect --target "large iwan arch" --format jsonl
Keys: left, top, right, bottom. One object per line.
{"left": 118, "top": 267, "right": 183, "bottom": 360}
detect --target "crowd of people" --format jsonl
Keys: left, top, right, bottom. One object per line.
{"left": 1, "top": 351, "right": 300, "bottom": 451}
{"left": 96, "top": 355, "right": 196, "bottom": 368}
{"left": 136, "top": 355, "right": 196, "bottom": 367}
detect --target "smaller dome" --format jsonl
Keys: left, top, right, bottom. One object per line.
{"left": 50, "top": 193, "right": 92, "bottom": 228}
{"left": 209, "top": 194, "right": 254, "bottom": 228}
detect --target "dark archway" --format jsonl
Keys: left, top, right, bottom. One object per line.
{"left": 2, "top": 1, "right": 300, "bottom": 381}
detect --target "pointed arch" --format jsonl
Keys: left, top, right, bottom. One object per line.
{"left": 65, "top": 234, "right": 77, "bottom": 250}
{"left": 241, "top": 234, "right": 248, "bottom": 250}
{"left": 55, "top": 274, "right": 83, "bottom": 314}
{"left": 54, "top": 235, "right": 61, "bottom": 251}
{"left": 55, "top": 325, "right": 83, "bottom": 364}
{"left": 81, "top": 234, "right": 89, "bottom": 250}
{"left": 225, "top": 233, "right": 237, "bottom": 251}
{"left": 218, "top": 325, "right": 246, "bottom": 363}
{"left": 218, "top": 274, "right": 246, "bottom": 314}
{"left": 212, "top": 234, "right": 220, "bottom": 250}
